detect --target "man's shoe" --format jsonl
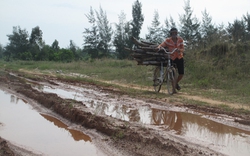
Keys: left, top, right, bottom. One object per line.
{"left": 172, "top": 90, "right": 177, "bottom": 94}
{"left": 176, "top": 83, "right": 181, "bottom": 90}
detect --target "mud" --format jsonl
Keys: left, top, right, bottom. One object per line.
{"left": 0, "top": 70, "right": 250, "bottom": 156}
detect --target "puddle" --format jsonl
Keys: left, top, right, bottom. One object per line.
{"left": 38, "top": 83, "right": 250, "bottom": 156}
{"left": 0, "top": 89, "right": 106, "bottom": 156}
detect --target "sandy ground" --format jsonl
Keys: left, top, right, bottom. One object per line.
{"left": 0, "top": 70, "right": 250, "bottom": 156}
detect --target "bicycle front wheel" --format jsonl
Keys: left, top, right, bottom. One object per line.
{"left": 166, "top": 67, "right": 177, "bottom": 95}
{"left": 153, "top": 66, "right": 162, "bottom": 92}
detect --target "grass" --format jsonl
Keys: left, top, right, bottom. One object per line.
{"left": 0, "top": 54, "right": 249, "bottom": 113}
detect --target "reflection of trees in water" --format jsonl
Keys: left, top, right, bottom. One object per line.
{"left": 128, "top": 109, "right": 140, "bottom": 122}
{"left": 112, "top": 103, "right": 140, "bottom": 122}
{"left": 180, "top": 113, "right": 250, "bottom": 135}
{"left": 10, "top": 95, "right": 27, "bottom": 104}
{"left": 41, "top": 114, "right": 91, "bottom": 142}
{"left": 181, "top": 112, "right": 250, "bottom": 146}
{"left": 152, "top": 108, "right": 182, "bottom": 134}
{"left": 92, "top": 101, "right": 141, "bottom": 122}
{"left": 10, "top": 95, "right": 15, "bottom": 103}
{"left": 94, "top": 101, "right": 108, "bottom": 115}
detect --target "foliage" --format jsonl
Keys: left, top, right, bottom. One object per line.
{"left": 200, "top": 9, "right": 217, "bottom": 48}
{"left": 83, "top": 7, "right": 99, "bottom": 59}
{"left": 227, "top": 19, "right": 246, "bottom": 42}
{"left": 4, "top": 26, "right": 30, "bottom": 61}
{"left": 113, "top": 11, "right": 132, "bottom": 59}
{"left": 95, "top": 6, "right": 113, "bottom": 58}
{"left": 145, "top": 10, "right": 164, "bottom": 44}
{"left": 179, "top": 0, "right": 201, "bottom": 49}
{"left": 163, "top": 16, "right": 177, "bottom": 37}
{"left": 0, "top": 44, "right": 4, "bottom": 59}
{"left": 131, "top": 0, "right": 144, "bottom": 39}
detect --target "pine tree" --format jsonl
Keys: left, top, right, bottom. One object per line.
{"left": 243, "top": 12, "right": 250, "bottom": 40}
{"left": 131, "top": 0, "right": 144, "bottom": 39}
{"left": 200, "top": 9, "right": 217, "bottom": 47}
{"left": 145, "top": 10, "right": 163, "bottom": 43}
{"left": 163, "top": 16, "right": 177, "bottom": 38}
{"left": 179, "top": 0, "right": 200, "bottom": 48}
{"left": 83, "top": 7, "right": 99, "bottom": 58}
{"left": 95, "top": 6, "right": 113, "bottom": 58}
{"left": 227, "top": 19, "right": 245, "bottom": 43}
{"left": 113, "top": 11, "right": 131, "bottom": 59}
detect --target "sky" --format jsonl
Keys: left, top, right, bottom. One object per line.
{"left": 0, "top": 0, "right": 249, "bottom": 48}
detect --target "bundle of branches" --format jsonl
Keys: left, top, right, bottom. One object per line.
{"left": 125, "top": 37, "right": 169, "bottom": 66}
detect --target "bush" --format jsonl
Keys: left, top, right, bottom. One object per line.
{"left": 209, "top": 43, "right": 229, "bottom": 57}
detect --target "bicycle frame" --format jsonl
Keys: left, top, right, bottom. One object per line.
{"left": 153, "top": 47, "right": 177, "bottom": 94}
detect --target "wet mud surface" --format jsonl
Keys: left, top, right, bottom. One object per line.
{"left": 0, "top": 70, "right": 250, "bottom": 156}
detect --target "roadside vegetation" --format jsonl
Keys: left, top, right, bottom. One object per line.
{"left": 0, "top": 41, "right": 249, "bottom": 113}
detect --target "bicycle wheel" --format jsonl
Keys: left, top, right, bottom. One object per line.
{"left": 166, "top": 67, "right": 177, "bottom": 95}
{"left": 153, "top": 66, "right": 162, "bottom": 92}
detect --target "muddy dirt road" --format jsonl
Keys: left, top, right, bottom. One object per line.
{"left": 0, "top": 70, "right": 250, "bottom": 156}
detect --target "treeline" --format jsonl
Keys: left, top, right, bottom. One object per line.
{"left": 0, "top": 0, "right": 249, "bottom": 61}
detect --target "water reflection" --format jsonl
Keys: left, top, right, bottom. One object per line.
{"left": 41, "top": 114, "right": 91, "bottom": 142}
{"left": 0, "top": 89, "right": 105, "bottom": 156}
{"left": 151, "top": 109, "right": 182, "bottom": 134}
{"left": 32, "top": 83, "right": 250, "bottom": 156}
{"left": 10, "top": 94, "right": 28, "bottom": 104}
{"left": 91, "top": 102, "right": 250, "bottom": 155}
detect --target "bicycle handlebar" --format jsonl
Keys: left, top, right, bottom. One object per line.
{"left": 157, "top": 46, "right": 178, "bottom": 54}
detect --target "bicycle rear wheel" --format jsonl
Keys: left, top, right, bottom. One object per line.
{"left": 153, "top": 66, "right": 162, "bottom": 92}
{"left": 166, "top": 67, "right": 177, "bottom": 95}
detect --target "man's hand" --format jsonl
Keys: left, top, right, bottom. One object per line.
{"left": 156, "top": 46, "right": 162, "bottom": 52}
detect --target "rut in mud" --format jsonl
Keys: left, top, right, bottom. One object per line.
{"left": 0, "top": 70, "right": 250, "bottom": 156}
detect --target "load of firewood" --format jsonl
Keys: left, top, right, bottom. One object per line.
{"left": 125, "top": 37, "right": 169, "bottom": 66}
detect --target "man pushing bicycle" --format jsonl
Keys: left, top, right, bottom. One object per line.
{"left": 157, "top": 28, "right": 185, "bottom": 91}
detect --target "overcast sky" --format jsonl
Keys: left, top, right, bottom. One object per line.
{"left": 0, "top": 0, "right": 249, "bottom": 48}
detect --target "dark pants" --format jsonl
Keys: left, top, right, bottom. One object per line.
{"left": 171, "top": 58, "right": 184, "bottom": 75}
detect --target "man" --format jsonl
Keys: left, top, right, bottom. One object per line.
{"left": 157, "top": 28, "right": 185, "bottom": 92}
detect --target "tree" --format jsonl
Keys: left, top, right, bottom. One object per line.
{"left": 243, "top": 12, "right": 250, "bottom": 40}
{"left": 131, "top": 0, "right": 144, "bottom": 39}
{"left": 145, "top": 10, "right": 164, "bottom": 43}
{"left": 51, "top": 39, "right": 60, "bottom": 51}
{"left": 179, "top": 0, "right": 201, "bottom": 48}
{"left": 0, "top": 44, "right": 4, "bottom": 59}
{"left": 113, "top": 11, "right": 131, "bottom": 59}
{"left": 95, "top": 6, "right": 113, "bottom": 58}
{"left": 200, "top": 9, "right": 217, "bottom": 47}
{"left": 58, "top": 49, "right": 74, "bottom": 62}
{"left": 217, "top": 23, "right": 229, "bottom": 42}
{"left": 83, "top": 7, "right": 99, "bottom": 59}
{"left": 163, "top": 16, "right": 177, "bottom": 38}
{"left": 29, "top": 26, "right": 43, "bottom": 48}
{"left": 227, "top": 19, "right": 245, "bottom": 42}
{"left": 69, "top": 40, "right": 81, "bottom": 60}
{"left": 5, "top": 26, "right": 29, "bottom": 60}
{"left": 36, "top": 44, "right": 50, "bottom": 61}
{"left": 169, "top": 16, "right": 177, "bottom": 29}
{"left": 29, "top": 26, "right": 44, "bottom": 60}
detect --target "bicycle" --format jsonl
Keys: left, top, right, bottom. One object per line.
{"left": 153, "top": 47, "right": 178, "bottom": 95}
